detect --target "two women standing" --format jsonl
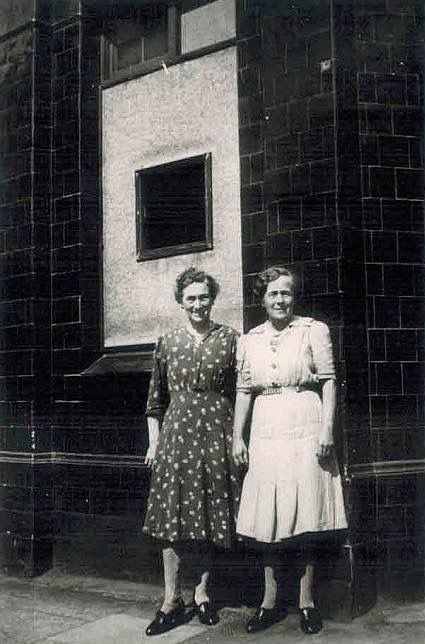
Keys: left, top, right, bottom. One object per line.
{"left": 143, "top": 265, "right": 347, "bottom": 637}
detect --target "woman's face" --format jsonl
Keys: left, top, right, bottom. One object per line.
{"left": 181, "top": 280, "right": 213, "bottom": 326}
{"left": 263, "top": 275, "right": 294, "bottom": 325}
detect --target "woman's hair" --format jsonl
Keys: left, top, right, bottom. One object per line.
{"left": 254, "top": 265, "right": 297, "bottom": 301}
{"left": 174, "top": 267, "right": 220, "bottom": 304}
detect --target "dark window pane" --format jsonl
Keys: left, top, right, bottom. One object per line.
{"left": 144, "top": 10, "right": 168, "bottom": 59}
{"left": 136, "top": 154, "right": 212, "bottom": 260}
{"left": 117, "top": 37, "right": 143, "bottom": 69}
{"left": 102, "top": 4, "right": 172, "bottom": 81}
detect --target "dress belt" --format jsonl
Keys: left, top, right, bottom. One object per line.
{"left": 171, "top": 387, "right": 222, "bottom": 394}
{"left": 258, "top": 384, "right": 307, "bottom": 396}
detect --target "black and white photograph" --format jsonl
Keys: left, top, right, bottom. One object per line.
{"left": 0, "top": 1, "right": 423, "bottom": 642}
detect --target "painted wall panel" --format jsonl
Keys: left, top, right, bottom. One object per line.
{"left": 181, "top": 0, "right": 236, "bottom": 54}
{"left": 102, "top": 47, "right": 242, "bottom": 347}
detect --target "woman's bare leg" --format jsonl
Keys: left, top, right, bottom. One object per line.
{"left": 299, "top": 563, "right": 315, "bottom": 608}
{"left": 262, "top": 563, "right": 278, "bottom": 608}
{"left": 260, "top": 549, "right": 278, "bottom": 609}
{"left": 194, "top": 543, "right": 213, "bottom": 604}
{"left": 194, "top": 570, "right": 210, "bottom": 605}
{"left": 161, "top": 546, "right": 182, "bottom": 613}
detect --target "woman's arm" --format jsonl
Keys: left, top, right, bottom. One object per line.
{"left": 232, "top": 391, "right": 252, "bottom": 466}
{"left": 144, "top": 336, "right": 169, "bottom": 468}
{"left": 317, "top": 377, "right": 336, "bottom": 459}
{"left": 145, "top": 416, "right": 161, "bottom": 467}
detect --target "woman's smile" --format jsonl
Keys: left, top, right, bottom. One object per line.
{"left": 263, "top": 275, "right": 294, "bottom": 327}
{"left": 181, "top": 282, "right": 213, "bottom": 330}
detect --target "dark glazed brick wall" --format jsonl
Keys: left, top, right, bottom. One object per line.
{"left": 237, "top": 0, "right": 344, "bottom": 328}
{"left": 342, "top": 0, "right": 424, "bottom": 592}
{"left": 352, "top": 0, "right": 424, "bottom": 450}
{"left": 0, "top": 18, "right": 52, "bottom": 574}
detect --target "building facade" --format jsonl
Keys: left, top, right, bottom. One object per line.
{"left": 0, "top": 0, "right": 423, "bottom": 608}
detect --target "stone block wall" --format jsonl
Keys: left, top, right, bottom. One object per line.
{"left": 0, "top": 2, "right": 52, "bottom": 572}
{"left": 348, "top": 0, "right": 424, "bottom": 595}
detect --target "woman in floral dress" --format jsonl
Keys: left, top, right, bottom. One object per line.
{"left": 233, "top": 266, "right": 347, "bottom": 636}
{"left": 143, "top": 267, "right": 239, "bottom": 636}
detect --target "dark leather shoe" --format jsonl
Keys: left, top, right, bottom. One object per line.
{"left": 300, "top": 607, "right": 323, "bottom": 634}
{"left": 145, "top": 599, "right": 185, "bottom": 636}
{"left": 246, "top": 606, "right": 280, "bottom": 633}
{"left": 196, "top": 600, "right": 219, "bottom": 626}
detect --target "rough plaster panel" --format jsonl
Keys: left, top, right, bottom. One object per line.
{"left": 181, "top": 0, "right": 236, "bottom": 54}
{"left": 0, "top": 0, "right": 34, "bottom": 37}
{"left": 102, "top": 47, "right": 242, "bottom": 347}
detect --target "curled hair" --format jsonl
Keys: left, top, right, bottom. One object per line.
{"left": 174, "top": 267, "right": 220, "bottom": 304}
{"left": 254, "top": 265, "right": 297, "bottom": 301}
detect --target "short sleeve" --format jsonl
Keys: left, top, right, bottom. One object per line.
{"left": 236, "top": 336, "right": 252, "bottom": 392}
{"left": 145, "top": 336, "right": 170, "bottom": 418}
{"left": 310, "top": 321, "right": 336, "bottom": 380}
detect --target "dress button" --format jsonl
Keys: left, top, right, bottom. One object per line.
{"left": 271, "top": 363, "right": 277, "bottom": 369}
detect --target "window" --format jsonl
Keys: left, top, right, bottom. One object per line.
{"left": 101, "top": 3, "right": 179, "bottom": 83}
{"left": 135, "top": 153, "right": 213, "bottom": 261}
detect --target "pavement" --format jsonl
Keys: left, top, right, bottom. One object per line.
{"left": 1, "top": 573, "right": 424, "bottom": 644}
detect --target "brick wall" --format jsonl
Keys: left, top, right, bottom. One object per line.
{"left": 0, "top": 9, "right": 53, "bottom": 572}
{"left": 348, "top": 0, "right": 424, "bottom": 594}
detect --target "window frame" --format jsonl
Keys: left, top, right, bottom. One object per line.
{"left": 100, "top": 4, "right": 180, "bottom": 84}
{"left": 135, "top": 152, "right": 213, "bottom": 262}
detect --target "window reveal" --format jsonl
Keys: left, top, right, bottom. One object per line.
{"left": 135, "top": 153, "right": 213, "bottom": 261}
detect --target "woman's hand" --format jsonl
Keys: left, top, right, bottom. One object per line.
{"left": 145, "top": 442, "right": 158, "bottom": 468}
{"left": 317, "top": 429, "right": 334, "bottom": 461}
{"left": 317, "top": 378, "right": 336, "bottom": 461}
{"left": 145, "top": 417, "right": 160, "bottom": 468}
{"left": 233, "top": 436, "right": 249, "bottom": 467}
{"left": 232, "top": 391, "right": 251, "bottom": 467}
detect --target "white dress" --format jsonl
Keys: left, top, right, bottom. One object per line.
{"left": 236, "top": 316, "right": 347, "bottom": 544}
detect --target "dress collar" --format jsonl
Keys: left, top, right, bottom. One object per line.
{"left": 184, "top": 321, "right": 219, "bottom": 343}
{"left": 249, "top": 316, "right": 314, "bottom": 335}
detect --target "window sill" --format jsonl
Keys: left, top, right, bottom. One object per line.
{"left": 137, "top": 240, "right": 212, "bottom": 262}
{"left": 82, "top": 349, "right": 154, "bottom": 375}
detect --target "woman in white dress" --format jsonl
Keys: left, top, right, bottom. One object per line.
{"left": 232, "top": 266, "right": 347, "bottom": 635}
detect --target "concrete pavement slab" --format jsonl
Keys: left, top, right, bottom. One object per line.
{"left": 182, "top": 606, "right": 425, "bottom": 644}
{"left": 382, "top": 601, "right": 425, "bottom": 623}
{"left": 29, "top": 572, "right": 163, "bottom": 604}
{"left": 0, "top": 594, "right": 84, "bottom": 644}
{"left": 45, "top": 614, "right": 207, "bottom": 644}
{"left": 1, "top": 575, "right": 424, "bottom": 644}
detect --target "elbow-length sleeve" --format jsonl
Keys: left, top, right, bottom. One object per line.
{"left": 236, "top": 336, "right": 252, "bottom": 393}
{"left": 310, "top": 321, "right": 336, "bottom": 380}
{"left": 146, "top": 336, "right": 169, "bottom": 418}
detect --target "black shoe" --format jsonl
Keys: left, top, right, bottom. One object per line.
{"left": 193, "top": 593, "right": 219, "bottom": 626}
{"left": 300, "top": 607, "right": 323, "bottom": 634}
{"left": 145, "top": 599, "right": 186, "bottom": 636}
{"left": 246, "top": 606, "right": 280, "bottom": 633}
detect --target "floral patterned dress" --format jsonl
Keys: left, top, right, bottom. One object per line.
{"left": 142, "top": 324, "right": 240, "bottom": 547}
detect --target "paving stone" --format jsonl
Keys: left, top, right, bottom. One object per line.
{"left": 382, "top": 602, "right": 425, "bottom": 623}
{"left": 46, "top": 614, "right": 206, "bottom": 644}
